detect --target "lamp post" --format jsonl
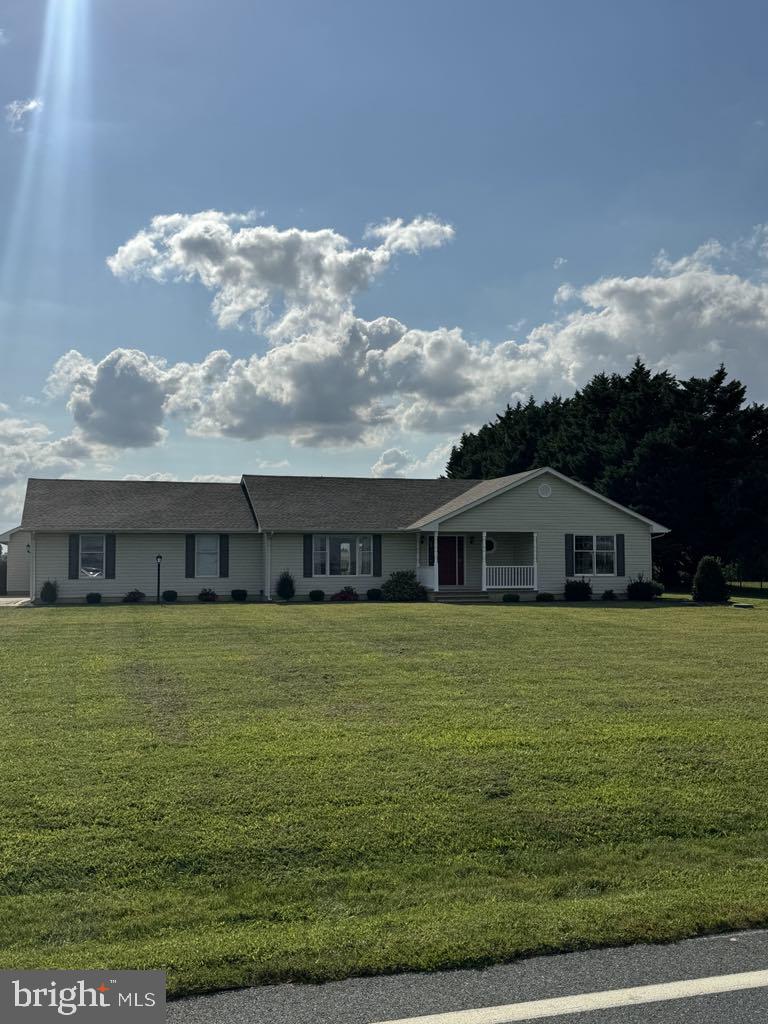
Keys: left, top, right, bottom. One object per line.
{"left": 156, "top": 554, "right": 163, "bottom": 604}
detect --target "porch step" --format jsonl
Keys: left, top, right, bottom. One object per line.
{"left": 430, "top": 591, "right": 492, "bottom": 603}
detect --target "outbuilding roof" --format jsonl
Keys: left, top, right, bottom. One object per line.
{"left": 242, "top": 475, "right": 478, "bottom": 531}
{"left": 21, "top": 478, "right": 257, "bottom": 532}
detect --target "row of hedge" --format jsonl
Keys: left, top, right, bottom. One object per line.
{"left": 35, "top": 558, "right": 731, "bottom": 606}
{"left": 39, "top": 582, "right": 253, "bottom": 605}
{"left": 279, "top": 570, "right": 428, "bottom": 603}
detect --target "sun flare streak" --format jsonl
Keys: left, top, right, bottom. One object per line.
{"left": 1, "top": 0, "right": 92, "bottom": 300}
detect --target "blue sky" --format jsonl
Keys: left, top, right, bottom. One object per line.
{"left": 1, "top": 0, "right": 768, "bottom": 527}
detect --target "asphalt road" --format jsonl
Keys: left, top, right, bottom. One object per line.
{"left": 166, "top": 928, "right": 768, "bottom": 1024}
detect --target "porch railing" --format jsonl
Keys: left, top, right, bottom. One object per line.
{"left": 485, "top": 564, "right": 536, "bottom": 589}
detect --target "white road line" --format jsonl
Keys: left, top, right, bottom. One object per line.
{"left": 371, "top": 969, "right": 768, "bottom": 1024}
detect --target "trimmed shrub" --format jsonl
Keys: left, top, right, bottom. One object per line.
{"left": 331, "top": 586, "right": 359, "bottom": 601}
{"left": 536, "top": 591, "right": 555, "bottom": 602}
{"left": 309, "top": 589, "right": 325, "bottom": 602}
{"left": 626, "top": 574, "right": 664, "bottom": 601}
{"left": 366, "top": 587, "right": 383, "bottom": 601}
{"left": 85, "top": 592, "right": 102, "bottom": 605}
{"left": 601, "top": 589, "right": 617, "bottom": 601}
{"left": 502, "top": 592, "right": 520, "bottom": 603}
{"left": 122, "top": 589, "right": 145, "bottom": 604}
{"left": 564, "top": 577, "right": 592, "bottom": 601}
{"left": 198, "top": 588, "right": 217, "bottom": 602}
{"left": 276, "top": 571, "right": 295, "bottom": 601}
{"left": 692, "top": 555, "right": 729, "bottom": 603}
{"left": 39, "top": 580, "right": 58, "bottom": 605}
{"left": 231, "top": 589, "right": 248, "bottom": 602}
{"left": 381, "top": 569, "right": 429, "bottom": 602}
{"left": 162, "top": 590, "right": 178, "bottom": 603}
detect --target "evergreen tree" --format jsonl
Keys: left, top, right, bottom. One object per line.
{"left": 446, "top": 362, "right": 768, "bottom": 586}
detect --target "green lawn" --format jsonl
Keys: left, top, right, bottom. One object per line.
{"left": 1, "top": 600, "right": 768, "bottom": 996}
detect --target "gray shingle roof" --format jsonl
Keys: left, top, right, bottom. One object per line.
{"left": 406, "top": 469, "right": 540, "bottom": 528}
{"left": 242, "top": 475, "right": 479, "bottom": 531}
{"left": 21, "top": 479, "right": 257, "bottom": 532}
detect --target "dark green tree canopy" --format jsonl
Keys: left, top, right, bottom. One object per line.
{"left": 446, "top": 361, "right": 768, "bottom": 584}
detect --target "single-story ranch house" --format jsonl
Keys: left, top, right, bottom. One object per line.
{"left": 4, "top": 468, "right": 668, "bottom": 602}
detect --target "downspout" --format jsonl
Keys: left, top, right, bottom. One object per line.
{"left": 265, "top": 532, "right": 272, "bottom": 601}
{"left": 28, "top": 531, "right": 36, "bottom": 601}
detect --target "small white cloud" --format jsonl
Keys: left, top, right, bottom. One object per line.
{"left": 553, "top": 256, "right": 568, "bottom": 270}
{"left": 192, "top": 473, "right": 242, "bottom": 482}
{"left": 0, "top": 28, "right": 8, "bottom": 46}
{"left": 5, "top": 97, "right": 43, "bottom": 133}
{"left": 554, "top": 283, "right": 577, "bottom": 304}
{"left": 122, "top": 472, "right": 179, "bottom": 482}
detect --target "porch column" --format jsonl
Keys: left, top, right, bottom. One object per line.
{"left": 264, "top": 532, "right": 272, "bottom": 601}
{"left": 481, "top": 529, "right": 487, "bottom": 591}
{"left": 433, "top": 528, "right": 439, "bottom": 592}
{"left": 533, "top": 532, "right": 538, "bottom": 591}
{"left": 415, "top": 533, "right": 420, "bottom": 568}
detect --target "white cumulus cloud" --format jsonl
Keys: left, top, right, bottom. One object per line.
{"left": 34, "top": 217, "right": 768, "bottom": 483}
{"left": 107, "top": 210, "right": 453, "bottom": 336}
{"left": 0, "top": 414, "right": 94, "bottom": 527}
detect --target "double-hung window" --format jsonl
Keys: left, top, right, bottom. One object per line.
{"left": 312, "top": 534, "right": 373, "bottom": 576}
{"left": 195, "top": 535, "right": 219, "bottom": 577}
{"left": 574, "top": 534, "right": 616, "bottom": 575}
{"left": 80, "top": 534, "right": 105, "bottom": 578}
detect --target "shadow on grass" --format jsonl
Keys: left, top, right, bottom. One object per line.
{"left": 729, "top": 584, "right": 768, "bottom": 601}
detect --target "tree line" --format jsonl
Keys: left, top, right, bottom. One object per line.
{"left": 445, "top": 361, "right": 768, "bottom": 586}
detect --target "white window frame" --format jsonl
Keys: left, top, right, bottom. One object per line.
{"left": 572, "top": 533, "right": 616, "bottom": 577}
{"left": 79, "top": 533, "right": 106, "bottom": 579}
{"left": 312, "top": 534, "right": 374, "bottom": 577}
{"left": 195, "top": 534, "right": 220, "bottom": 578}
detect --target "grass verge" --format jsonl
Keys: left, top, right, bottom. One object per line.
{"left": 1, "top": 600, "right": 767, "bottom": 995}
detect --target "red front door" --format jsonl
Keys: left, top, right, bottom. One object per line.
{"left": 438, "top": 536, "right": 464, "bottom": 586}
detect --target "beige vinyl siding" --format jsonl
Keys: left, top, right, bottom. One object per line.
{"left": 7, "top": 531, "right": 30, "bottom": 594}
{"left": 33, "top": 532, "right": 263, "bottom": 602}
{"left": 270, "top": 532, "right": 416, "bottom": 596}
{"left": 438, "top": 471, "right": 653, "bottom": 595}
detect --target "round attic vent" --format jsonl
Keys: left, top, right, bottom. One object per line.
{"left": 538, "top": 482, "right": 552, "bottom": 498}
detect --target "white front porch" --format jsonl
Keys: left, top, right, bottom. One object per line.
{"left": 415, "top": 530, "right": 537, "bottom": 592}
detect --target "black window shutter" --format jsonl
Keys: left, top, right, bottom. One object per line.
{"left": 616, "top": 534, "right": 625, "bottom": 576}
{"left": 185, "top": 535, "right": 196, "bottom": 578}
{"left": 105, "top": 534, "right": 116, "bottom": 579}
{"left": 565, "top": 533, "right": 574, "bottom": 576}
{"left": 303, "top": 534, "right": 313, "bottom": 577}
{"left": 372, "top": 535, "right": 382, "bottom": 577}
{"left": 68, "top": 535, "right": 79, "bottom": 579}
{"left": 219, "top": 534, "right": 229, "bottom": 577}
